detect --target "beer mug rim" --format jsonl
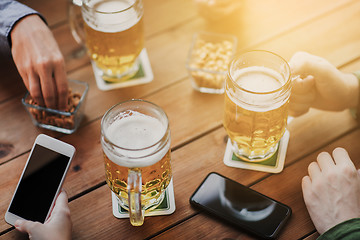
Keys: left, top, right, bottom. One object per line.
{"left": 227, "top": 50, "right": 291, "bottom": 95}
{"left": 83, "top": 0, "right": 140, "bottom": 14}
{"left": 101, "top": 99, "right": 170, "bottom": 152}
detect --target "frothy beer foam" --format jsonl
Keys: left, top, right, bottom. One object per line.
{"left": 229, "top": 66, "right": 288, "bottom": 111}
{"left": 104, "top": 111, "right": 169, "bottom": 168}
{"left": 107, "top": 111, "right": 165, "bottom": 149}
{"left": 233, "top": 66, "right": 284, "bottom": 93}
{"left": 84, "top": 0, "right": 140, "bottom": 33}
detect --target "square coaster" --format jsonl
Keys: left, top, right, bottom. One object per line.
{"left": 111, "top": 179, "right": 176, "bottom": 219}
{"left": 223, "top": 130, "right": 290, "bottom": 173}
{"left": 93, "top": 48, "right": 154, "bottom": 91}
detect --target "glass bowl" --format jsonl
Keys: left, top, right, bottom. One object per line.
{"left": 186, "top": 31, "right": 237, "bottom": 94}
{"left": 22, "top": 79, "right": 89, "bottom": 134}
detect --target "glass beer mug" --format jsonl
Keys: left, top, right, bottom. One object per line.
{"left": 68, "top": 0, "right": 144, "bottom": 81}
{"left": 223, "top": 50, "right": 292, "bottom": 162}
{"left": 101, "top": 100, "right": 172, "bottom": 226}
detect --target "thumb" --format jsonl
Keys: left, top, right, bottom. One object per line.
{"left": 15, "top": 219, "right": 41, "bottom": 235}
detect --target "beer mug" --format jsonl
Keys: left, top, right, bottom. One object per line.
{"left": 223, "top": 50, "right": 292, "bottom": 162}
{"left": 69, "top": 0, "right": 144, "bottom": 82}
{"left": 101, "top": 100, "right": 172, "bottom": 226}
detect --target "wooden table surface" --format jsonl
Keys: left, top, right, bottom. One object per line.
{"left": 1, "top": 0, "right": 360, "bottom": 239}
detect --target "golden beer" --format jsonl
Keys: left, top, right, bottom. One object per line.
{"left": 104, "top": 149, "right": 172, "bottom": 210}
{"left": 101, "top": 100, "right": 171, "bottom": 226}
{"left": 223, "top": 51, "right": 291, "bottom": 161}
{"left": 82, "top": 0, "right": 144, "bottom": 81}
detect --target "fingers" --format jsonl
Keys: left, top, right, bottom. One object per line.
{"left": 306, "top": 148, "right": 356, "bottom": 180}
{"left": 53, "top": 61, "right": 68, "bottom": 111}
{"left": 292, "top": 75, "right": 315, "bottom": 94}
{"left": 289, "top": 75, "right": 315, "bottom": 117}
{"left": 28, "top": 73, "right": 45, "bottom": 107}
{"left": 49, "top": 190, "right": 70, "bottom": 220}
{"left": 27, "top": 59, "right": 67, "bottom": 110}
{"left": 308, "top": 161, "right": 321, "bottom": 181}
{"left": 15, "top": 219, "right": 41, "bottom": 234}
{"left": 317, "top": 152, "right": 335, "bottom": 172}
{"left": 301, "top": 175, "right": 312, "bottom": 195}
{"left": 289, "top": 51, "right": 312, "bottom": 76}
{"left": 38, "top": 61, "right": 57, "bottom": 109}
{"left": 332, "top": 147, "right": 355, "bottom": 168}
{"left": 289, "top": 101, "right": 310, "bottom": 117}
{"left": 54, "top": 190, "right": 70, "bottom": 211}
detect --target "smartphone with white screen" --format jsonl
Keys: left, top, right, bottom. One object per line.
{"left": 190, "top": 172, "right": 292, "bottom": 240}
{"left": 5, "top": 134, "right": 75, "bottom": 226}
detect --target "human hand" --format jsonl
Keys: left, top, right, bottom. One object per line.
{"left": 11, "top": 14, "right": 68, "bottom": 110}
{"left": 15, "top": 190, "right": 72, "bottom": 240}
{"left": 289, "top": 51, "right": 359, "bottom": 116}
{"left": 302, "top": 148, "right": 360, "bottom": 234}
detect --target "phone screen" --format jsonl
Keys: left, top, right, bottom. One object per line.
{"left": 8, "top": 144, "right": 71, "bottom": 223}
{"left": 190, "top": 172, "right": 291, "bottom": 239}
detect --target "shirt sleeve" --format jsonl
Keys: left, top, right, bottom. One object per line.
{"left": 317, "top": 218, "right": 360, "bottom": 240}
{"left": 0, "top": 0, "right": 44, "bottom": 54}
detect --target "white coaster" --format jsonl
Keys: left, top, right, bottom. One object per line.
{"left": 223, "top": 130, "right": 290, "bottom": 173}
{"left": 111, "top": 179, "right": 176, "bottom": 219}
{"left": 93, "top": 48, "right": 154, "bottom": 91}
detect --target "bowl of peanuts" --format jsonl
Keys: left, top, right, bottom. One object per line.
{"left": 22, "top": 79, "right": 89, "bottom": 134}
{"left": 186, "top": 31, "right": 237, "bottom": 94}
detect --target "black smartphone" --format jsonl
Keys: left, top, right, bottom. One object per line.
{"left": 189, "top": 172, "right": 292, "bottom": 239}
{"left": 5, "top": 134, "right": 75, "bottom": 225}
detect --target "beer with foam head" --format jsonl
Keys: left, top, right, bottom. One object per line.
{"left": 101, "top": 100, "right": 171, "bottom": 226}
{"left": 82, "top": 0, "right": 144, "bottom": 81}
{"left": 223, "top": 51, "right": 291, "bottom": 161}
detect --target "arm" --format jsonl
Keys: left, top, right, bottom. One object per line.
{"left": 317, "top": 218, "right": 360, "bottom": 240}
{"left": 0, "top": 0, "right": 40, "bottom": 53}
{"left": 0, "top": 1, "right": 68, "bottom": 110}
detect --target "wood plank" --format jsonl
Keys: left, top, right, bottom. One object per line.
{"left": 255, "top": 0, "right": 360, "bottom": 65}
{"left": 150, "top": 129, "right": 360, "bottom": 240}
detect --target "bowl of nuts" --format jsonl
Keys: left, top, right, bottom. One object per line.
{"left": 22, "top": 79, "right": 89, "bottom": 134}
{"left": 186, "top": 31, "right": 237, "bottom": 94}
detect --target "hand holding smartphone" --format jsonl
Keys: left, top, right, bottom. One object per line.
{"left": 190, "top": 172, "right": 292, "bottom": 239}
{"left": 5, "top": 134, "right": 75, "bottom": 226}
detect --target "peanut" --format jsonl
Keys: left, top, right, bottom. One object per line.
{"left": 189, "top": 38, "right": 234, "bottom": 90}
{"left": 26, "top": 89, "right": 81, "bottom": 130}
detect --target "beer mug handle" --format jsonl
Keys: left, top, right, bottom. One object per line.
{"left": 127, "top": 168, "right": 144, "bottom": 226}
{"left": 67, "top": 0, "right": 86, "bottom": 46}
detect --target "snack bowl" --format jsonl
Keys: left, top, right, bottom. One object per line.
{"left": 22, "top": 79, "right": 89, "bottom": 134}
{"left": 186, "top": 31, "right": 237, "bottom": 94}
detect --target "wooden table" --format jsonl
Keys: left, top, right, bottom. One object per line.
{"left": 1, "top": 0, "right": 360, "bottom": 239}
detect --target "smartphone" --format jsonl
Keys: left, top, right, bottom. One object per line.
{"left": 190, "top": 172, "right": 292, "bottom": 240}
{"left": 5, "top": 134, "right": 75, "bottom": 226}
